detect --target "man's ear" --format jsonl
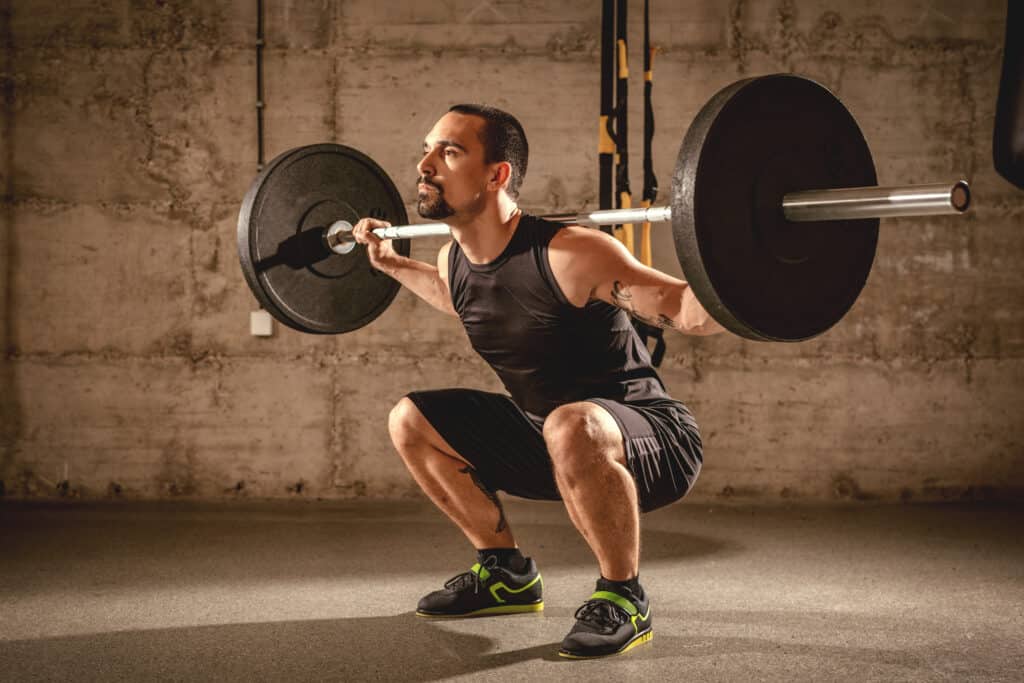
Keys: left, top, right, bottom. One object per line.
{"left": 488, "top": 161, "right": 512, "bottom": 192}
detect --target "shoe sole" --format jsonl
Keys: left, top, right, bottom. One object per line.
{"left": 557, "top": 628, "right": 653, "bottom": 659}
{"left": 415, "top": 601, "right": 544, "bottom": 618}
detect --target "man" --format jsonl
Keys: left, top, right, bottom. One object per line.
{"left": 352, "top": 104, "right": 723, "bottom": 659}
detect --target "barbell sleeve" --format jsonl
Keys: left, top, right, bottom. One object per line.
{"left": 781, "top": 180, "right": 970, "bottom": 222}
{"left": 324, "top": 180, "right": 970, "bottom": 255}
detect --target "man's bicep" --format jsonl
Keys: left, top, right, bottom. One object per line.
{"left": 550, "top": 227, "right": 686, "bottom": 327}
{"left": 602, "top": 271, "right": 688, "bottom": 331}
{"left": 588, "top": 236, "right": 687, "bottom": 324}
{"left": 598, "top": 254, "right": 726, "bottom": 336}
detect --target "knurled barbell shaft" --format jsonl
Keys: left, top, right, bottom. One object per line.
{"left": 324, "top": 205, "right": 674, "bottom": 253}
{"left": 542, "top": 205, "right": 674, "bottom": 226}
{"left": 324, "top": 180, "right": 970, "bottom": 254}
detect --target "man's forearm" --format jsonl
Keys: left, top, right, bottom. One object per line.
{"left": 376, "top": 256, "right": 457, "bottom": 316}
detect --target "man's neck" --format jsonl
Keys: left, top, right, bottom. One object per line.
{"left": 449, "top": 196, "right": 522, "bottom": 265}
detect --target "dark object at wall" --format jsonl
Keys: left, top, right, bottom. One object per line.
{"left": 994, "top": 1, "right": 1024, "bottom": 189}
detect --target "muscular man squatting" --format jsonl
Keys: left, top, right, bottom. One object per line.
{"left": 352, "top": 104, "right": 724, "bottom": 660}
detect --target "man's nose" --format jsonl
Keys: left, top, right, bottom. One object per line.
{"left": 416, "top": 150, "right": 436, "bottom": 177}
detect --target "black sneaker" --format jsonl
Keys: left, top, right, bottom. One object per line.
{"left": 415, "top": 556, "right": 544, "bottom": 618}
{"left": 558, "top": 580, "right": 652, "bottom": 659}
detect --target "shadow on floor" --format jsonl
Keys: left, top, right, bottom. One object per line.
{"left": 0, "top": 507, "right": 739, "bottom": 593}
{"left": 2, "top": 610, "right": 1012, "bottom": 682}
{"left": 0, "top": 612, "right": 563, "bottom": 682}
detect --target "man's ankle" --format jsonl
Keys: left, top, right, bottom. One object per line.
{"left": 597, "top": 574, "right": 643, "bottom": 599}
{"left": 477, "top": 547, "right": 528, "bottom": 573}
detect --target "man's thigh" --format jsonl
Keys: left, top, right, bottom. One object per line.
{"left": 585, "top": 398, "right": 704, "bottom": 513}
{"left": 405, "top": 389, "right": 561, "bottom": 501}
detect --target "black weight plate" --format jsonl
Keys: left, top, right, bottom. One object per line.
{"left": 671, "top": 74, "right": 879, "bottom": 342}
{"left": 238, "top": 144, "right": 411, "bottom": 334}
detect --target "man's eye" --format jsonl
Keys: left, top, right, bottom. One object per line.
{"left": 445, "top": 149, "right": 457, "bottom": 156}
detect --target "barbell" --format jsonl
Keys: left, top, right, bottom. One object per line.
{"left": 323, "top": 179, "right": 969, "bottom": 254}
{"left": 237, "top": 74, "right": 971, "bottom": 342}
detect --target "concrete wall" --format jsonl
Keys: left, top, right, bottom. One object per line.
{"left": 1, "top": 0, "right": 15, "bottom": 500}
{"left": 1, "top": 0, "right": 1021, "bottom": 502}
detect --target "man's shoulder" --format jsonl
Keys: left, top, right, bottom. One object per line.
{"left": 546, "top": 222, "right": 618, "bottom": 257}
{"left": 520, "top": 214, "right": 621, "bottom": 269}
{"left": 545, "top": 224, "right": 621, "bottom": 307}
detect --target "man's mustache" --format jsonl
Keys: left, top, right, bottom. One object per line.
{"left": 417, "top": 177, "right": 442, "bottom": 192}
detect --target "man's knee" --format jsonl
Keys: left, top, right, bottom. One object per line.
{"left": 388, "top": 396, "right": 427, "bottom": 448}
{"left": 543, "top": 402, "right": 624, "bottom": 473}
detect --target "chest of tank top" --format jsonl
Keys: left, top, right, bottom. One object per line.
{"left": 447, "top": 215, "right": 666, "bottom": 415}
{"left": 449, "top": 218, "right": 582, "bottom": 371}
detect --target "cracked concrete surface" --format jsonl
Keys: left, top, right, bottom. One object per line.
{"left": 0, "top": 1, "right": 1021, "bottom": 502}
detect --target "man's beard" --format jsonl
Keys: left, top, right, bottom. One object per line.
{"left": 416, "top": 179, "right": 455, "bottom": 220}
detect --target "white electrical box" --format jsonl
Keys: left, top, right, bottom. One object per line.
{"left": 250, "top": 309, "right": 274, "bottom": 337}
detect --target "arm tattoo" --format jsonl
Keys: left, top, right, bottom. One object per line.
{"left": 610, "top": 280, "right": 634, "bottom": 305}
{"left": 611, "top": 280, "right": 678, "bottom": 330}
{"left": 460, "top": 465, "right": 508, "bottom": 533}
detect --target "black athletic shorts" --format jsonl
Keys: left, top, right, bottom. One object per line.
{"left": 405, "top": 389, "right": 703, "bottom": 513}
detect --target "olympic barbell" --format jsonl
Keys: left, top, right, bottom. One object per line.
{"left": 237, "top": 74, "right": 971, "bottom": 342}
{"left": 323, "top": 183, "right": 969, "bottom": 253}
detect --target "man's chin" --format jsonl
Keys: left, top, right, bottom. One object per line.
{"left": 417, "top": 201, "right": 454, "bottom": 221}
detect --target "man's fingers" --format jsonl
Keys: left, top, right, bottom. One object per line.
{"left": 353, "top": 218, "right": 391, "bottom": 244}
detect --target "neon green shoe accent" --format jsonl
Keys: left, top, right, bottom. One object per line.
{"left": 558, "top": 629, "right": 653, "bottom": 659}
{"left": 630, "top": 606, "right": 652, "bottom": 633}
{"left": 589, "top": 590, "right": 638, "bottom": 616}
{"left": 489, "top": 572, "right": 543, "bottom": 604}
{"left": 618, "top": 629, "right": 654, "bottom": 655}
{"left": 470, "top": 563, "right": 491, "bottom": 582}
{"left": 416, "top": 601, "right": 544, "bottom": 618}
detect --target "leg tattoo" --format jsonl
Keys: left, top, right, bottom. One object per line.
{"left": 460, "top": 465, "right": 508, "bottom": 533}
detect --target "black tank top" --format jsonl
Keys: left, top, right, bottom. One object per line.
{"left": 448, "top": 214, "right": 670, "bottom": 417}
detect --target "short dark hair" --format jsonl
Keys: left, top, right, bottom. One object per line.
{"left": 448, "top": 104, "right": 529, "bottom": 200}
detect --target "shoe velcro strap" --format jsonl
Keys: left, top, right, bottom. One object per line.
{"left": 471, "top": 563, "right": 491, "bottom": 582}
{"left": 589, "top": 590, "right": 638, "bottom": 616}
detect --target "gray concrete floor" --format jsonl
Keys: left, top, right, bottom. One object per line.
{"left": 0, "top": 499, "right": 1021, "bottom": 682}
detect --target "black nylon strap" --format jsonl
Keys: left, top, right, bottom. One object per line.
{"left": 642, "top": 0, "right": 657, "bottom": 204}
{"left": 614, "top": 0, "right": 630, "bottom": 207}
{"left": 633, "top": 321, "right": 667, "bottom": 367}
{"left": 601, "top": 0, "right": 664, "bottom": 368}
{"left": 598, "top": 0, "right": 615, "bottom": 233}
{"left": 637, "top": 0, "right": 665, "bottom": 368}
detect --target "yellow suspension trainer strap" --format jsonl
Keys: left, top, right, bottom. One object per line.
{"left": 613, "top": 0, "right": 634, "bottom": 254}
{"left": 636, "top": 0, "right": 666, "bottom": 367}
{"left": 640, "top": 0, "right": 657, "bottom": 268}
{"left": 598, "top": 0, "right": 616, "bottom": 233}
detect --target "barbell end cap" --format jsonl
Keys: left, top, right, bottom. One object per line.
{"left": 324, "top": 220, "right": 356, "bottom": 255}
{"left": 952, "top": 180, "right": 971, "bottom": 213}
